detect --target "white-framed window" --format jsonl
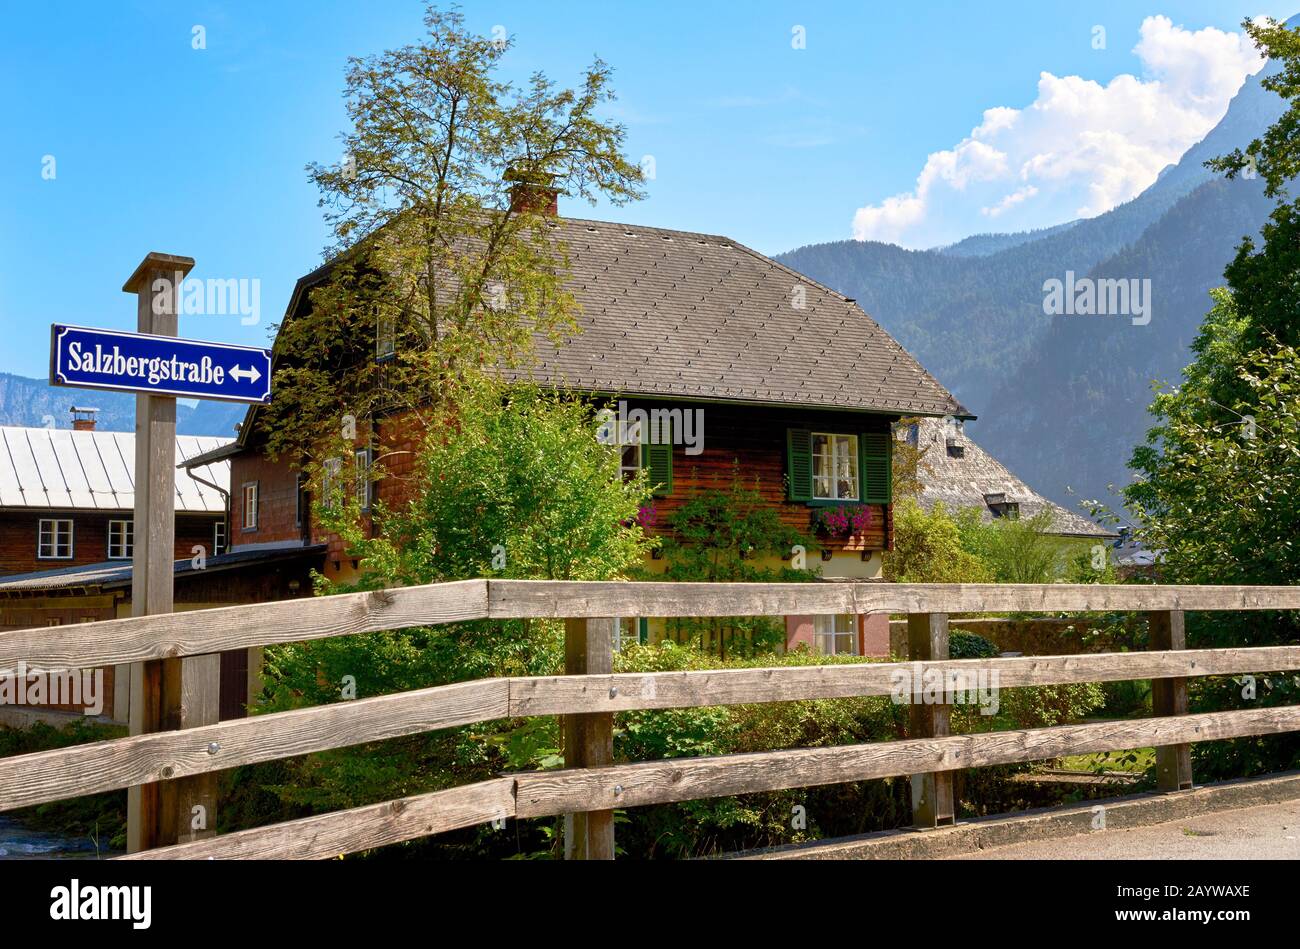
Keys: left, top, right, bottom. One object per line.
{"left": 242, "top": 482, "right": 259, "bottom": 531}
{"left": 354, "top": 448, "right": 373, "bottom": 510}
{"left": 615, "top": 617, "right": 645, "bottom": 652}
{"left": 812, "top": 433, "right": 859, "bottom": 501}
{"left": 814, "top": 615, "right": 857, "bottom": 656}
{"left": 376, "top": 314, "right": 396, "bottom": 362}
{"left": 322, "top": 457, "right": 343, "bottom": 510}
{"left": 37, "top": 519, "right": 73, "bottom": 560}
{"left": 620, "top": 420, "right": 642, "bottom": 481}
{"left": 107, "top": 519, "right": 134, "bottom": 559}
{"left": 213, "top": 519, "right": 228, "bottom": 556}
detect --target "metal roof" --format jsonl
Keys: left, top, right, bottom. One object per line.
{"left": 0, "top": 545, "right": 326, "bottom": 594}
{"left": 0, "top": 426, "right": 231, "bottom": 513}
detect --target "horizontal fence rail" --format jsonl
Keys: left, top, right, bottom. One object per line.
{"left": 0, "top": 580, "right": 1296, "bottom": 860}
{"left": 5, "top": 581, "right": 1300, "bottom": 670}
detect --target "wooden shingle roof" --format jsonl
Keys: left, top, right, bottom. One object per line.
{"left": 515, "top": 217, "right": 969, "bottom": 417}
{"left": 908, "top": 418, "right": 1115, "bottom": 539}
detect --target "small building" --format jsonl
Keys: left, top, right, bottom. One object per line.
{"left": 0, "top": 409, "right": 232, "bottom": 577}
{"left": 901, "top": 417, "right": 1116, "bottom": 540}
{"left": 0, "top": 410, "right": 323, "bottom": 725}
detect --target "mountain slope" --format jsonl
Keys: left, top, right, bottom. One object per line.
{"left": 0, "top": 373, "right": 244, "bottom": 437}
{"left": 775, "top": 52, "right": 1285, "bottom": 512}
{"left": 977, "top": 175, "right": 1273, "bottom": 508}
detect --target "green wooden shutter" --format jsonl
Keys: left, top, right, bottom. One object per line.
{"left": 638, "top": 617, "right": 649, "bottom": 644}
{"left": 860, "top": 432, "right": 892, "bottom": 504}
{"left": 787, "top": 429, "right": 813, "bottom": 501}
{"left": 643, "top": 420, "right": 673, "bottom": 497}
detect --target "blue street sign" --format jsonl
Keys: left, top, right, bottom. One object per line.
{"left": 50, "top": 324, "right": 272, "bottom": 404}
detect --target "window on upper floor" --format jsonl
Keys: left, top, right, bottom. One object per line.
{"left": 620, "top": 420, "right": 642, "bottom": 482}
{"left": 787, "top": 429, "right": 891, "bottom": 505}
{"left": 107, "top": 519, "right": 134, "bottom": 559}
{"left": 354, "top": 447, "right": 373, "bottom": 510}
{"left": 812, "top": 433, "right": 859, "bottom": 501}
{"left": 37, "top": 519, "right": 73, "bottom": 560}
{"left": 376, "top": 313, "right": 396, "bottom": 363}
{"left": 242, "top": 482, "right": 259, "bottom": 531}
{"left": 213, "top": 519, "right": 228, "bottom": 556}
{"left": 814, "top": 614, "right": 856, "bottom": 656}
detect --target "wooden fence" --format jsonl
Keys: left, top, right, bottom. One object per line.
{"left": 1, "top": 580, "right": 1299, "bottom": 859}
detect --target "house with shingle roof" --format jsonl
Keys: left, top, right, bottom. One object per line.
{"left": 185, "top": 184, "right": 973, "bottom": 658}
{"left": 902, "top": 417, "right": 1116, "bottom": 540}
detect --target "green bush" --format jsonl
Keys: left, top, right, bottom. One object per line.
{"left": 949, "top": 630, "right": 999, "bottom": 659}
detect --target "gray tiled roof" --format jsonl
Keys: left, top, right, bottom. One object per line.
{"left": 512, "top": 217, "right": 969, "bottom": 418}
{"left": 907, "top": 418, "right": 1115, "bottom": 539}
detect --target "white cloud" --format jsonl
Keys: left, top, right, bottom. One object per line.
{"left": 851, "top": 15, "right": 1265, "bottom": 248}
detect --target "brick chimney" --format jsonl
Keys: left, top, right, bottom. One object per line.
{"left": 504, "top": 167, "right": 559, "bottom": 215}
{"left": 70, "top": 406, "right": 99, "bottom": 431}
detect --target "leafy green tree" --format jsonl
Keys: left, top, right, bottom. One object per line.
{"left": 657, "top": 468, "right": 815, "bottom": 657}
{"left": 252, "top": 384, "right": 654, "bottom": 840}
{"left": 1120, "top": 17, "right": 1300, "bottom": 779}
{"left": 883, "top": 498, "right": 992, "bottom": 583}
{"left": 955, "top": 508, "right": 1083, "bottom": 584}
{"left": 1206, "top": 16, "right": 1300, "bottom": 399}
{"left": 260, "top": 4, "right": 644, "bottom": 467}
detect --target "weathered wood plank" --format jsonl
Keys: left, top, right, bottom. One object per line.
{"left": 513, "top": 705, "right": 1300, "bottom": 817}
{"left": 488, "top": 580, "right": 1300, "bottom": 618}
{"left": 563, "top": 617, "right": 615, "bottom": 860}
{"left": 907, "top": 613, "right": 954, "bottom": 828}
{"left": 509, "top": 646, "right": 1300, "bottom": 715}
{"left": 118, "top": 778, "right": 516, "bottom": 860}
{"left": 0, "top": 579, "right": 488, "bottom": 670}
{"left": 0, "top": 678, "right": 509, "bottom": 813}
{"left": 1150, "top": 610, "right": 1194, "bottom": 792}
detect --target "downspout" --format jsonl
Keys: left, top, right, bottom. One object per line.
{"left": 184, "top": 465, "right": 230, "bottom": 555}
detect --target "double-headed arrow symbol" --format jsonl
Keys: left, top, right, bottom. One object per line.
{"left": 231, "top": 365, "right": 262, "bottom": 384}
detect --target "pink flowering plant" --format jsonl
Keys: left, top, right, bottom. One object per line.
{"left": 812, "top": 504, "right": 874, "bottom": 537}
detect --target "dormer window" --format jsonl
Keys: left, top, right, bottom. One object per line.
{"left": 985, "top": 493, "right": 1019, "bottom": 519}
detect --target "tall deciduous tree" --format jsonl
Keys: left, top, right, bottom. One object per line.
{"left": 260, "top": 4, "right": 644, "bottom": 468}
{"left": 1122, "top": 18, "right": 1300, "bottom": 779}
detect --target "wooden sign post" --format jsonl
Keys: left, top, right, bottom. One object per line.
{"left": 122, "top": 252, "right": 221, "bottom": 853}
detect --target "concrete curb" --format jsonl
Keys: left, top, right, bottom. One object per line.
{"left": 732, "top": 770, "right": 1300, "bottom": 860}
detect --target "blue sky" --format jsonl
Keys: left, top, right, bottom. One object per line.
{"left": 1, "top": 0, "right": 1291, "bottom": 377}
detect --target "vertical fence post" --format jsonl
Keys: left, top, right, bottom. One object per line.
{"left": 908, "top": 612, "right": 955, "bottom": 828}
{"left": 123, "top": 253, "right": 220, "bottom": 852}
{"left": 1149, "top": 609, "right": 1193, "bottom": 792}
{"left": 563, "top": 617, "right": 615, "bottom": 859}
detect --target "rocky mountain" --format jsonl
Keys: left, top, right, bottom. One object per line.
{"left": 776, "top": 52, "right": 1287, "bottom": 512}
